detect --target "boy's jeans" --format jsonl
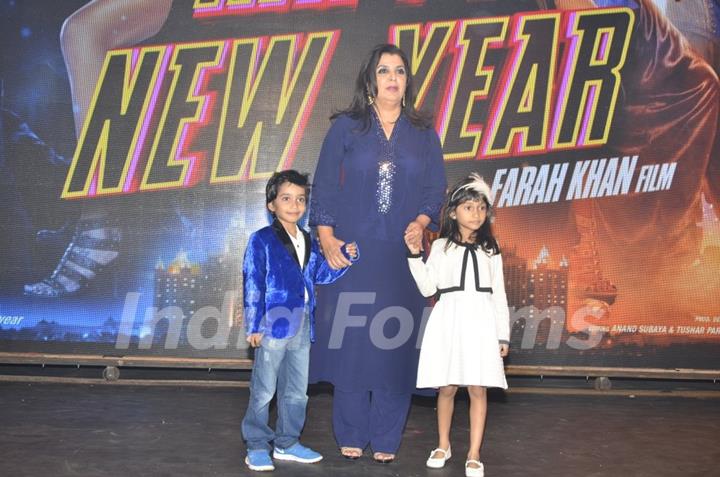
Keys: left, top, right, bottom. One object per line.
{"left": 242, "top": 314, "right": 311, "bottom": 452}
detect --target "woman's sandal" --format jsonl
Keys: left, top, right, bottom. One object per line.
{"left": 340, "top": 447, "right": 362, "bottom": 460}
{"left": 373, "top": 451, "right": 395, "bottom": 464}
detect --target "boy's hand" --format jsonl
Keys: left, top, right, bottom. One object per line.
{"left": 499, "top": 343, "right": 509, "bottom": 358}
{"left": 345, "top": 242, "right": 358, "bottom": 260}
{"left": 247, "top": 333, "right": 264, "bottom": 348}
{"left": 404, "top": 233, "right": 421, "bottom": 255}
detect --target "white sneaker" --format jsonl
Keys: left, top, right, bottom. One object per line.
{"left": 465, "top": 459, "right": 484, "bottom": 477}
{"left": 425, "top": 446, "right": 451, "bottom": 468}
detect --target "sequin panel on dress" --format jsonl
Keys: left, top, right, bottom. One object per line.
{"left": 374, "top": 112, "right": 399, "bottom": 215}
{"left": 376, "top": 160, "right": 397, "bottom": 214}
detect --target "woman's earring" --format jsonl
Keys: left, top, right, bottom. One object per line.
{"left": 402, "top": 96, "right": 406, "bottom": 108}
{"left": 367, "top": 90, "right": 374, "bottom": 105}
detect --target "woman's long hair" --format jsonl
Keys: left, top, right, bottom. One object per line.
{"left": 331, "top": 43, "right": 431, "bottom": 131}
{"left": 439, "top": 176, "right": 500, "bottom": 255}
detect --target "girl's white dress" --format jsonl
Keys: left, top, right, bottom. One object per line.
{"left": 408, "top": 238, "right": 509, "bottom": 389}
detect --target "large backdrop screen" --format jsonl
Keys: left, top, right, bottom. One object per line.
{"left": 1, "top": 0, "right": 719, "bottom": 369}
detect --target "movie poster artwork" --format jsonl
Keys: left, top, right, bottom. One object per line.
{"left": 1, "top": 0, "right": 718, "bottom": 369}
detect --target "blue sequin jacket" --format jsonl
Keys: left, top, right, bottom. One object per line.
{"left": 242, "top": 219, "right": 358, "bottom": 341}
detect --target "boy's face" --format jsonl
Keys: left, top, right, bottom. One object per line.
{"left": 268, "top": 182, "right": 307, "bottom": 228}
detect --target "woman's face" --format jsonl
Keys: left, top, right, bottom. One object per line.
{"left": 373, "top": 53, "right": 407, "bottom": 107}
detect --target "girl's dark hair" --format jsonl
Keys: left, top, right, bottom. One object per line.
{"left": 439, "top": 177, "right": 500, "bottom": 255}
{"left": 330, "top": 43, "right": 431, "bottom": 131}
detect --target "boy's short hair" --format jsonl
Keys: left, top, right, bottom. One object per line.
{"left": 265, "top": 169, "right": 310, "bottom": 204}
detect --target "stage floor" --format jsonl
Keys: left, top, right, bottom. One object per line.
{"left": 0, "top": 381, "right": 718, "bottom": 476}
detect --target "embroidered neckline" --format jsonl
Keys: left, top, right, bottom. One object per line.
{"left": 371, "top": 107, "right": 404, "bottom": 143}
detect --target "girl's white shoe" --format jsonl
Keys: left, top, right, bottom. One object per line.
{"left": 425, "top": 446, "right": 451, "bottom": 468}
{"left": 465, "top": 459, "right": 484, "bottom": 477}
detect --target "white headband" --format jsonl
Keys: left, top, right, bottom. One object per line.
{"left": 450, "top": 173, "right": 493, "bottom": 204}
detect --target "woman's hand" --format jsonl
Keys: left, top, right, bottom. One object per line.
{"left": 344, "top": 242, "right": 358, "bottom": 260}
{"left": 317, "top": 226, "right": 352, "bottom": 269}
{"left": 247, "top": 333, "right": 263, "bottom": 348}
{"left": 499, "top": 343, "right": 509, "bottom": 358}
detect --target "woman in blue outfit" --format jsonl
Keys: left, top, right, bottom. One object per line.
{"left": 309, "top": 43, "right": 447, "bottom": 463}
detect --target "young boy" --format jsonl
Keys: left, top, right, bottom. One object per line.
{"left": 241, "top": 170, "right": 358, "bottom": 471}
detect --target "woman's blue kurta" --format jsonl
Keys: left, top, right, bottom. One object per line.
{"left": 309, "top": 112, "right": 446, "bottom": 393}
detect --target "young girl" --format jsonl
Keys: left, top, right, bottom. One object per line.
{"left": 404, "top": 173, "right": 509, "bottom": 477}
